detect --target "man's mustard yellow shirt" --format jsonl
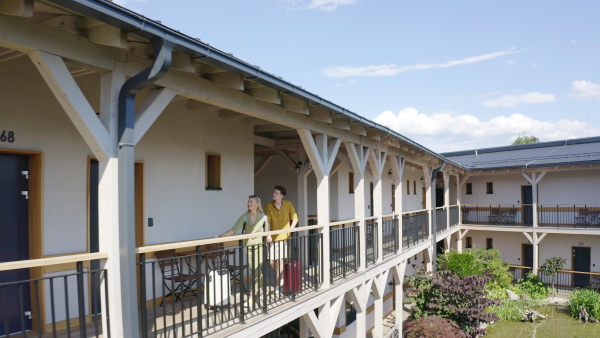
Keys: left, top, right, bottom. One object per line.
{"left": 265, "top": 200, "right": 298, "bottom": 241}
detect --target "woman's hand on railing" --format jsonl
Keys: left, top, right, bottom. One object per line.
{"left": 266, "top": 235, "right": 273, "bottom": 243}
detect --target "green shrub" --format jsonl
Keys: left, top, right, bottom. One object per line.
{"left": 488, "top": 299, "right": 547, "bottom": 321}
{"left": 403, "top": 316, "right": 468, "bottom": 338}
{"left": 569, "top": 288, "right": 600, "bottom": 319}
{"left": 517, "top": 272, "right": 549, "bottom": 299}
{"left": 438, "top": 248, "right": 512, "bottom": 298}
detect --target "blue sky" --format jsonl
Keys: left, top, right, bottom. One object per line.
{"left": 115, "top": 0, "right": 600, "bottom": 152}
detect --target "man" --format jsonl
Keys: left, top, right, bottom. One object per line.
{"left": 265, "top": 185, "right": 298, "bottom": 293}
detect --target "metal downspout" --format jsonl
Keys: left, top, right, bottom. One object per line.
{"left": 430, "top": 161, "right": 446, "bottom": 272}
{"left": 117, "top": 37, "right": 174, "bottom": 338}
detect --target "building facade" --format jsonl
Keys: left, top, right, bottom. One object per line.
{"left": 0, "top": 1, "right": 598, "bottom": 337}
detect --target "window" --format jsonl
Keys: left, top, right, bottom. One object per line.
{"left": 413, "top": 181, "right": 417, "bottom": 195}
{"left": 466, "top": 236, "right": 472, "bottom": 249}
{"left": 466, "top": 182, "right": 473, "bottom": 195}
{"left": 486, "top": 238, "right": 493, "bottom": 249}
{"left": 345, "top": 301, "right": 356, "bottom": 326}
{"left": 349, "top": 172, "right": 354, "bottom": 194}
{"left": 486, "top": 182, "right": 493, "bottom": 194}
{"left": 406, "top": 180, "right": 410, "bottom": 195}
{"left": 205, "top": 153, "right": 221, "bottom": 190}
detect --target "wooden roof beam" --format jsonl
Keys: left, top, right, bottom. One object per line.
{"left": 281, "top": 95, "right": 309, "bottom": 115}
{"left": 187, "top": 99, "right": 219, "bottom": 112}
{"left": 205, "top": 71, "right": 244, "bottom": 90}
{"left": 0, "top": 0, "right": 33, "bottom": 17}
{"left": 170, "top": 51, "right": 195, "bottom": 73}
{"left": 83, "top": 19, "right": 128, "bottom": 49}
{"left": 332, "top": 116, "right": 351, "bottom": 131}
{"left": 218, "top": 110, "right": 245, "bottom": 119}
{"left": 246, "top": 86, "right": 281, "bottom": 104}
{"left": 254, "top": 124, "right": 292, "bottom": 133}
{"left": 308, "top": 107, "right": 332, "bottom": 123}
{"left": 254, "top": 135, "right": 276, "bottom": 147}
{"left": 350, "top": 122, "right": 367, "bottom": 136}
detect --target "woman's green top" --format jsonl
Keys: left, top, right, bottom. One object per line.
{"left": 228, "top": 211, "right": 269, "bottom": 246}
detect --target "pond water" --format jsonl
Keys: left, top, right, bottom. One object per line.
{"left": 487, "top": 305, "right": 600, "bottom": 337}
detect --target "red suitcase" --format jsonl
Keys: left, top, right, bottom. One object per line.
{"left": 284, "top": 260, "right": 302, "bottom": 293}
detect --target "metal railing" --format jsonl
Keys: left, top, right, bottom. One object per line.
{"left": 330, "top": 221, "right": 359, "bottom": 283}
{"left": 435, "top": 207, "right": 447, "bottom": 233}
{"left": 538, "top": 205, "right": 600, "bottom": 228}
{"left": 461, "top": 205, "right": 527, "bottom": 226}
{"left": 449, "top": 206, "right": 459, "bottom": 228}
{"left": 365, "top": 218, "right": 378, "bottom": 267}
{"left": 0, "top": 253, "right": 109, "bottom": 338}
{"left": 510, "top": 265, "right": 600, "bottom": 293}
{"left": 137, "top": 230, "right": 323, "bottom": 337}
{"left": 402, "top": 210, "right": 429, "bottom": 249}
{"left": 382, "top": 216, "right": 398, "bottom": 258}
{"left": 462, "top": 204, "right": 600, "bottom": 228}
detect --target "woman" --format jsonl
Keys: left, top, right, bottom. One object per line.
{"left": 219, "top": 195, "right": 269, "bottom": 308}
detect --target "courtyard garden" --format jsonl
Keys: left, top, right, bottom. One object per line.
{"left": 402, "top": 248, "right": 600, "bottom": 337}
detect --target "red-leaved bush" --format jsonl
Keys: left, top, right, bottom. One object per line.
{"left": 403, "top": 316, "right": 468, "bottom": 338}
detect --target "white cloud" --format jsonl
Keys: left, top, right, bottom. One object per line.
{"left": 308, "top": 0, "right": 356, "bottom": 11}
{"left": 321, "top": 47, "right": 520, "bottom": 78}
{"left": 482, "top": 92, "right": 555, "bottom": 108}
{"left": 568, "top": 80, "right": 600, "bottom": 100}
{"left": 348, "top": 79, "right": 358, "bottom": 85}
{"left": 504, "top": 59, "right": 515, "bottom": 65}
{"left": 373, "top": 108, "right": 596, "bottom": 152}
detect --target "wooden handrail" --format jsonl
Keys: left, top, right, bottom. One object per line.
{"left": 136, "top": 224, "right": 325, "bottom": 254}
{"left": 0, "top": 252, "right": 108, "bottom": 272}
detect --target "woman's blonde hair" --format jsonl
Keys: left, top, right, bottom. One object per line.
{"left": 248, "top": 195, "right": 264, "bottom": 213}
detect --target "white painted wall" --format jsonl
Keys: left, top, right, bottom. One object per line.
{"left": 254, "top": 155, "right": 299, "bottom": 212}
{"left": 401, "top": 165, "right": 426, "bottom": 212}
{"left": 539, "top": 170, "right": 600, "bottom": 205}
{"left": 0, "top": 57, "right": 92, "bottom": 256}
{"left": 333, "top": 164, "right": 356, "bottom": 221}
{"left": 463, "top": 230, "right": 600, "bottom": 273}
{"left": 137, "top": 102, "right": 254, "bottom": 243}
{"left": 460, "top": 170, "right": 600, "bottom": 207}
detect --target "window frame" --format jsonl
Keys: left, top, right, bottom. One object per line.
{"left": 486, "top": 182, "right": 494, "bottom": 194}
{"left": 205, "top": 152, "right": 222, "bottom": 190}
{"left": 466, "top": 182, "right": 473, "bottom": 195}
{"left": 349, "top": 172, "right": 355, "bottom": 194}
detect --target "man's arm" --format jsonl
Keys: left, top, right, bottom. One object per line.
{"left": 289, "top": 201, "right": 299, "bottom": 228}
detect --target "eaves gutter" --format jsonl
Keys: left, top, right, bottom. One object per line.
{"left": 46, "top": 0, "right": 464, "bottom": 169}
{"left": 456, "top": 159, "right": 600, "bottom": 172}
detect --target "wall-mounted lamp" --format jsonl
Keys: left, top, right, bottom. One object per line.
{"left": 420, "top": 176, "right": 425, "bottom": 186}
{"left": 388, "top": 281, "right": 394, "bottom": 290}
{"left": 411, "top": 264, "right": 416, "bottom": 269}
{"left": 306, "top": 158, "right": 312, "bottom": 171}
{"left": 387, "top": 169, "right": 393, "bottom": 179}
{"left": 294, "top": 161, "right": 302, "bottom": 175}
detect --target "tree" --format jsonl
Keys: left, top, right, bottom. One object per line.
{"left": 540, "top": 257, "right": 567, "bottom": 297}
{"left": 512, "top": 133, "right": 540, "bottom": 145}
{"left": 437, "top": 248, "right": 512, "bottom": 298}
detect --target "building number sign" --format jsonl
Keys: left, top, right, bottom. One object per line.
{"left": 0, "top": 130, "right": 15, "bottom": 143}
